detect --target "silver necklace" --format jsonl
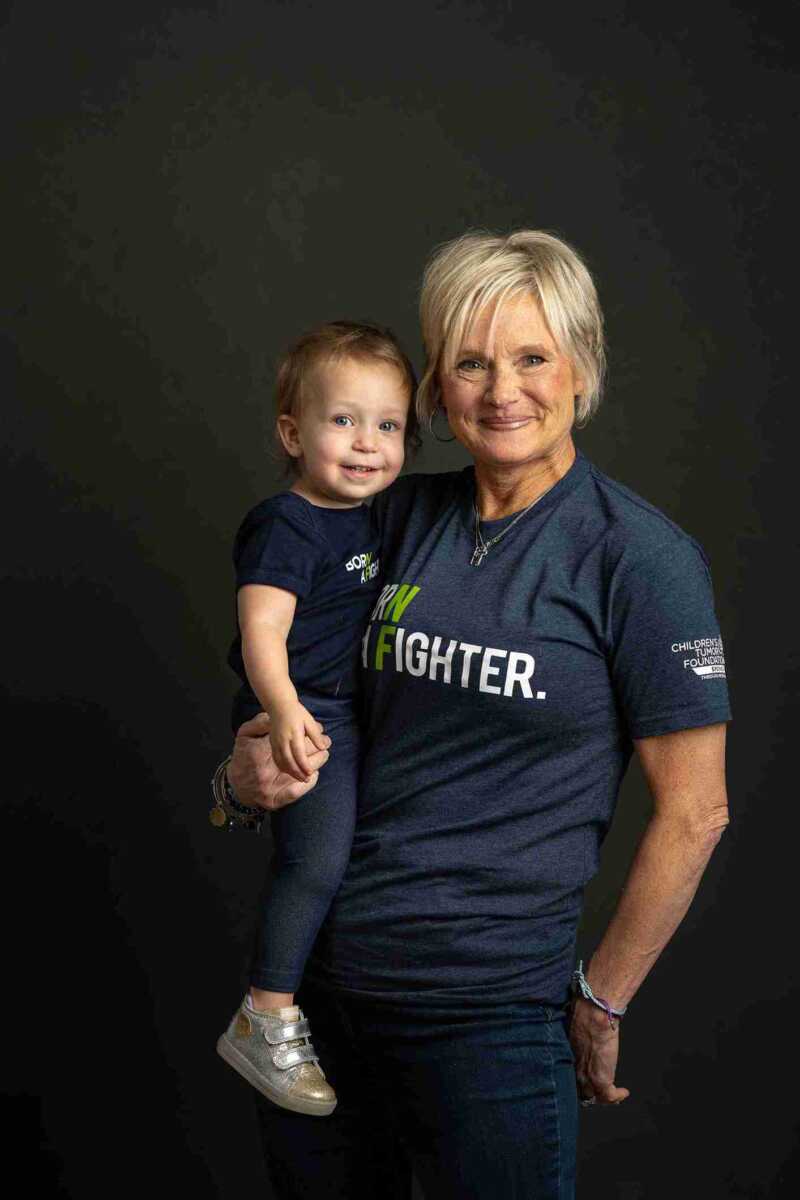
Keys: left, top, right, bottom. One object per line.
{"left": 470, "top": 484, "right": 554, "bottom": 566}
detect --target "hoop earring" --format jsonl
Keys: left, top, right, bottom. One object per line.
{"left": 430, "top": 405, "right": 456, "bottom": 443}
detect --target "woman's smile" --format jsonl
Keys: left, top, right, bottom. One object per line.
{"left": 479, "top": 414, "right": 539, "bottom": 429}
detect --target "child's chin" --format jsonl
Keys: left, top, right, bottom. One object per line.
{"left": 368, "top": 468, "right": 402, "bottom": 493}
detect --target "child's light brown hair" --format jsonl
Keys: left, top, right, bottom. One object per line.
{"left": 274, "top": 320, "right": 421, "bottom": 476}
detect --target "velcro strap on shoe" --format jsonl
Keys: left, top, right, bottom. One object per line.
{"left": 263, "top": 1018, "right": 311, "bottom": 1045}
{"left": 272, "top": 1043, "right": 319, "bottom": 1070}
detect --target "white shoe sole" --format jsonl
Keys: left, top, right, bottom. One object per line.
{"left": 216, "top": 1034, "right": 337, "bottom": 1117}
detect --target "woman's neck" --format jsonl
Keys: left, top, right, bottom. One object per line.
{"left": 474, "top": 439, "right": 576, "bottom": 520}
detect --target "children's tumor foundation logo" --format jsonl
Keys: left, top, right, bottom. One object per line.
{"left": 671, "top": 637, "right": 726, "bottom": 679}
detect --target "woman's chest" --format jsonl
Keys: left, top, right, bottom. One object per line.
{"left": 366, "top": 509, "right": 616, "bottom": 736}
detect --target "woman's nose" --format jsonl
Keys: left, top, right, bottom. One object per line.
{"left": 485, "top": 365, "right": 519, "bottom": 406}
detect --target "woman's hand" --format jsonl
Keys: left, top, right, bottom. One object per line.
{"left": 567, "top": 998, "right": 630, "bottom": 1107}
{"left": 228, "top": 712, "right": 331, "bottom": 811}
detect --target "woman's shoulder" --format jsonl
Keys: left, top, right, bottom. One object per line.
{"left": 385, "top": 468, "right": 466, "bottom": 499}
{"left": 578, "top": 458, "right": 710, "bottom": 569}
{"left": 370, "top": 468, "right": 466, "bottom": 526}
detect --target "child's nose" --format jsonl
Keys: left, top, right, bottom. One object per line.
{"left": 352, "top": 427, "right": 378, "bottom": 451}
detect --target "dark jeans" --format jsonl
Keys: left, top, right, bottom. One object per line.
{"left": 249, "top": 719, "right": 360, "bottom": 994}
{"left": 255, "top": 978, "right": 578, "bottom": 1199}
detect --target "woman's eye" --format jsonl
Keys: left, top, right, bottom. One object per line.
{"left": 456, "top": 359, "right": 483, "bottom": 372}
{"left": 332, "top": 415, "right": 353, "bottom": 426}
{"left": 523, "top": 355, "right": 544, "bottom": 366}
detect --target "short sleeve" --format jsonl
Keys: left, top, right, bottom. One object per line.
{"left": 232, "top": 507, "right": 328, "bottom": 600}
{"left": 608, "top": 536, "right": 732, "bottom": 739}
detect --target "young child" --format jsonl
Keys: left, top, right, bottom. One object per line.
{"left": 216, "top": 321, "right": 418, "bottom": 1116}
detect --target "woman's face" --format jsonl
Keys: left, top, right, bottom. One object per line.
{"left": 439, "top": 292, "right": 583, "bottom": 472}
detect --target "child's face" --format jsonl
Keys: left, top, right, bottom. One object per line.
{"left": 279, "top": 357, "right": 411, "bottom": 507}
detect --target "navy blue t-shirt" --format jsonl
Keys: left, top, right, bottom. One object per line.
{"left": 307, "top": 451, "right": 732, "bottom": 1006}
{"left": 227, "top": 492, "right": 381, "bottom": 732}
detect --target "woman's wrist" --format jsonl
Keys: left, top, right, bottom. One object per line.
{"left": 224, "top": 765, "right": 258, "bottom": 812}
{"left": 571, "top": 960, "right": 628, "bottom": 1026}
{"left": 572, "top": 994, "right": 621, "bottom": 1031}
{"left": 209, "top": 756, "right": 265, "bottom": 832}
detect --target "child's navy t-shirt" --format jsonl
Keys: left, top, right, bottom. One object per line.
{"left": 307, "top": 451, "right": 732, "bottom": 1006}
{"left": 227, "top": 492, "right": 381, "bottom": 732}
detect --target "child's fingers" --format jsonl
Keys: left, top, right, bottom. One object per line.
{"left": 305, "top": 722, "right": 329, "bottom": 752}
{"left": 274, "top": 741, "right": 309, "bottom": 785}
{"left": 290, "top": 732, "right": 314, "bottom": 780}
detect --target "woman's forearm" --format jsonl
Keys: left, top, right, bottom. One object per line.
{"left": 583, "top": 810, "right": 728, "bottom": 1011}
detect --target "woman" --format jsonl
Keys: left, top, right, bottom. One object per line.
{"left": 217, "top": 229, "right": 731, "bottom": 1199}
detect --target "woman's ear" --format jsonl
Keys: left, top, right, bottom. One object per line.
{"left": 572, "top": 364, "right": 586, "bottom": 403}
{"left": 276, "top": 414, "right": 303, "bottom": 459}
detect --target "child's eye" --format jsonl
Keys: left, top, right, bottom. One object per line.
{"left": 379, "top": 420, "right": 400, "bottom": 432}
{"left": 332, "top": 415, "right": 353, "bottom": 426}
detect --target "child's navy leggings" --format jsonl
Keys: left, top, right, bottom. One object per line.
{"left": 247, "top": 714, "right": 360, "bottom": 993}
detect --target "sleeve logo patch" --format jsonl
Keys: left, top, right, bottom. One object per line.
{"left": 671, "top": 637, "right": 726, "bottom": 679}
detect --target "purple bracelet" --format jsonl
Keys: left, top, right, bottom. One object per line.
{"left": 571, "top": 961, "right": 628, "bottom": 1026}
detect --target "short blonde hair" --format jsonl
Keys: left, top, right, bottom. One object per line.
{"left": 417, "top": 230, "right": 606, "bottom": 429}
{"left": 274, "top": 320, "right": 420, "bottom": 476}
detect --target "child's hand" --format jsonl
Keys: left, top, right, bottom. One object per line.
{"left": 269, "top": 702, "right": 328, "bottom": 783}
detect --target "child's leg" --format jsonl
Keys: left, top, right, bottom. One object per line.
{"left": 247, "top": 719, "right": 360, "bottom": 1004}
{"left": 218, "top": 719, "right": 357, "bottom": 1114}
{"left": 248, "top": 985, "right": 294, "bottom": 1011}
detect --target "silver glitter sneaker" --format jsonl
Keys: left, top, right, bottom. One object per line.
{"left": 216, "top": 998, "right": 337, "bottom": 1116}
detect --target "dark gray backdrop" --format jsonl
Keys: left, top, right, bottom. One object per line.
{"left": 4, "top": 1, "right": 798, "bottom": 1196}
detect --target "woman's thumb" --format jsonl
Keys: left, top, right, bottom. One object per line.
{"left": 235, "top": 711, "right": 272, "bottom": 738}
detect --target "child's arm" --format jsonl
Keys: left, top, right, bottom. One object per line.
{"left": 237, "top": 583, "right": 328, "bottom": 784}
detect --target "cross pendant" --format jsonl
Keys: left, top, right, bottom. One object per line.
{"left": 470, "top": 546, "right": 487, "bottom": 566}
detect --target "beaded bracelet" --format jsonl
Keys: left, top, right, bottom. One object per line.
{"left": 571, "top": 960, "right": 628, "bottom": 1026}
{"left": 208, "top": 756, "right": 265, "bottom": 833}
